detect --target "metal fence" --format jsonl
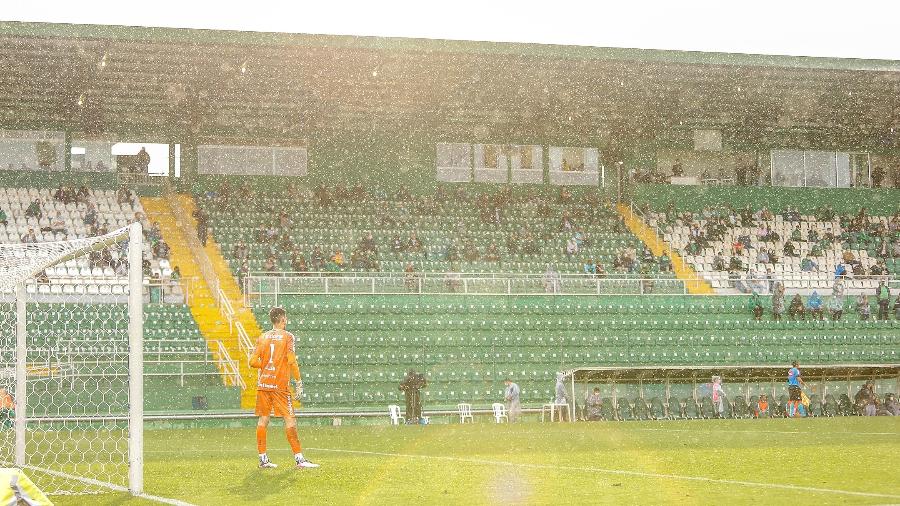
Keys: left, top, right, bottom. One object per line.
{"left": 244, "top": 271, "right": 700, "bottom": 305}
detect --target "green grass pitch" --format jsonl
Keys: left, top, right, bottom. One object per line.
{"left": 46, "top": 417, "right": 900, "bottom": 505}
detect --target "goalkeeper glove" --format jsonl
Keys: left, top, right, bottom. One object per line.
{"left": 293, "top": 380, "right": 304, "bottom": 400}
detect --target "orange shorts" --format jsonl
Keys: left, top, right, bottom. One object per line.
{"left": 255, "top": 390, "right": 294, "bottom": 418}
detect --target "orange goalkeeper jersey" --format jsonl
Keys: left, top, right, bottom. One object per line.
{"left": 249, "top": 329, "right": 300, "bottom": 393}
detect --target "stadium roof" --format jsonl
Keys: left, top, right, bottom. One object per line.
{"left": 1, "top": 21, "right": 898, "bottom": 145}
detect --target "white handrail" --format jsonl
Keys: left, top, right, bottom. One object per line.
{"left": 212, "top": 340, "right": 245, "bottom": 390}
{"left": 235, "top": 320, "right": 254, "bottom": 361}
{"left": 217, "top": 286, "right": 235, "bottom": 334}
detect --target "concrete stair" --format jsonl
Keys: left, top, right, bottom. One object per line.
{"left": 175, "top": 195, "right": 266, "bottom": 409}
{"left": 617, "top": 203, "right": 714, "bottom": 295}
{"left": 141, "top": 196, "right": 258, "bottom": 408}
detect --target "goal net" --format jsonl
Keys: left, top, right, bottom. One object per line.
{"left": 0, "top": 223, "right": 143, "bottom": 496}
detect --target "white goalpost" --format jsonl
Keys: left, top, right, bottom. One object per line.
{"left": 0, "top": 222, "right": 143, "bottom": 496}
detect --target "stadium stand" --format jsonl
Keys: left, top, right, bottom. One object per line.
{"left": 254, "top": 294, "right": 897, "bottom": 411}
{"left": 197, "top": 183, "right": 672, "bottom": 280}
{"left": 647, "top": 203, "right": 898, "bottom": 293}
{"left": 0, "top": 182, "right": 241, "bottom": 410}
{"left": 0, "top": 303, "right": 240, "bottom": 411}
{"left": 0, "top": 184, "right": 182, "bottom": 300}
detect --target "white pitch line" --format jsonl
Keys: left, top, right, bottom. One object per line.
{"left": 627, "top": 427, "right": 899, "bottom": 436}
{"left": 303, "top": 446, "right": 900, "bottom": 500}
{"left": 17, "top": 464, "right": 196, "bottom": 506}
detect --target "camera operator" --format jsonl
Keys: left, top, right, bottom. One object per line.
{"left": 399, "top": 369, "right": 427, "bottom": 424}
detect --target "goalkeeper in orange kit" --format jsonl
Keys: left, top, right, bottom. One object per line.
{"left": 250, "top": 307, "right": 319, "bottom": 469}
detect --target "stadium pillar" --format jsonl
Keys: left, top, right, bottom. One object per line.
{"left": 14, "top": 283, "right": 26, "bottom": 467}
{"left": 127, "top": 222, "right": 144, "bottom": 495}
{"left": 63, "top": 130, "right": 71, "bottom": 172}
{"left": 570, "top": 373, "right": 576, "bottom": 423}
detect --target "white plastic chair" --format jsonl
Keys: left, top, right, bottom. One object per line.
{"left": 491, "top": 403, "right": 508, "bottom": 423}
{"left": 457, "top": 403, "right": 474, "bottom": 424}
{"left": 388, "top": 405, "right": 403, "bottom": 426}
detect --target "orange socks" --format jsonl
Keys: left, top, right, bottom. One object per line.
{"left": 286, "top": 426, "right": 302, "bottom": 454}
{"left": 256, "top": 426, "right": 267, "bottom": 454}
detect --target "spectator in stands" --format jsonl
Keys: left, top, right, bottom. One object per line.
{"left": 800, "top": 256, "right": 817, "bottom": 272}
{"left": 0, "top": 207, "right": 6, "bottom": 226}
{"left": 806, "top": 291, "right": 824, "bottom": 320}
{"left": 170, "top": 266, "right": 181, "bottom": 281}
{"left": 238, "top": 260, "right": 250, "bottom": 288}
{"left": 331, "top": 250, "right": 346, "bottom": 268}
{"left": 756, "top": 249, "right": 770, "bottom": 264}
{"left": 83, "top": 203, "right": 97, "bottom": 228}
{"left": 407, "top": 232, "right": 423, "bottom": 254}
{"left": 153, "top": 239, "right": 170, "bottom": 260}
{"left": 25, "top": 198, "right": 42, "bottom": 220}
{"left": 595, "top": 262, "right": 607, "bottom": 278}
{"left": 484, "top": 242, "right": 501, "bottom": 262}
{"left": 749, "top": 291, "right": 764, "bottom": 321}
{"left": 834, "top": 263, "right": 847, "bottom": 279}
{"left": 712, "top": 252, "right": 725, "bottom": 271}
{"left": 147, "top": 222, "right": 162, "bottom": 245}
{"left": 727, "top": 254, "right": 742, "bottom": 272}
{"left": 53, "top": 185, "right": 68, "bottom": 203}
{"left": 117, "top": 185, "right": 132, "bottom": 206}
{"left": 20, "top": 228, "right": 37, "bottom": 243}
{"left": 559, "top": 211, "right": 575, "bottom": 232}
{"left": 565, "top": 237, "right": 579, "bottom": 257}
{"left": 788, "top": 294, "right": 805, "bottom": 320}
{"left": 872, "top": 165, "right": 885, "bottom": 187}
{"left": 310, "top": 246, "right": 325, "bottom": 271}
{"left": 856, "top": 295, "right": 871, "bottom": 320}
{"left": 233, "top": 241, "right": 248, "bottom": 262}
{"left": 543, "top": 265, "right": 561, "bottom": 294}
{"left": 193, "top": 207, "right": 209, "bottom": 246}
{"left": 505, "top": 231, "right": 519, "bottom": 255}
{"left": 262, "top": 255, "right": 277, "bottom": 273}
{"left": 875, "top": 281, "right": 891, "bottom": 320}
{"left": 444, "top": 265, "right": 461, "bottom": 293}
{"left": 462, "top": 238, "right": 479, "bottom": 262}
{"left": 50, "top": 213, "right": 67, "bottom": 236}
{"left": 504, "top": 378, "right": 521, "bottom": 423}
{"left": 583, "top": 258, "right": 597, "bottom": 276}
{"left": 827, "top": 293, "right": 844, "bottom": 321}
{"left": 783, "top": 241, "right": 797, "bottom": 257}
{"left": 894, "top": 293, "right": 900, "bottom": 320}
{"left": 290, "top": 252, "right": 308, "bottom": 273}
{"left": 772, "top": 283, "right": 785, "bottom": 321}
{"left": 659, "top": 251, "right": 672, "bottom": 272}
{"left": 136, "top": 147, "right": 150, "bottom": 173}
{"left": 390, "top": 234, "right": 404, "bottom": 253}
{"left": 35, "top": 270, "right": 49, "bottom": 284}
{"left": 671, "top": 159, "right": 684, "bottom": 177}
{"left": 790, "top": 226, "right": 802, "bottom": 242}
{"left": 815, "top": 204, "right": 835, "bottom": 222}
{"left": 754, "top": 394, "right": 769, "bottom": 418}
{"left": 404, "top": 263, "right": 420, "bottom": 293}
{"left": 445, "top": 240, "right": 461, "bottom": 262}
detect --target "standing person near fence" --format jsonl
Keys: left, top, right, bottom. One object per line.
{"left": 553, "top": 373, "right": 569, "bottom": 422}
{"left": 786, "top": 361, "right": 806, "bottom": 418}
{"left": 0, "top": 387, "right": 13, "bottom": 429}
{"left": 711, "top": 376, "right": 727, "bottom": 418}
{"left": 504, "top": 378, "right": 521, "bottom": 422}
